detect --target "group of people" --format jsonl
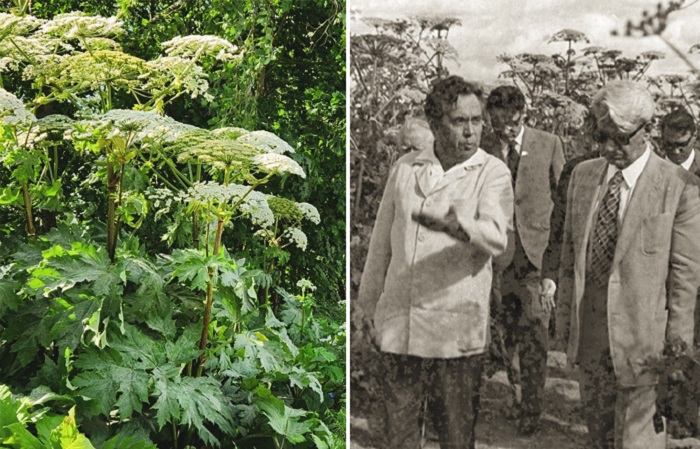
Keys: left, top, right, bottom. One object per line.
{"left": 355, "top": 76, "right": 700, "bottom": 449}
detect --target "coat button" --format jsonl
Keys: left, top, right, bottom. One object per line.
{"left": 418, "top": 234, "right": 425, "bottom": 242}
{"left": 425, "top": 199, "right": 432, "bottom": 207}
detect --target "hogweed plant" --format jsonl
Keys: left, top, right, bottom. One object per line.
{"left": 0, "top": 6, "right": 342, "bottom": 449}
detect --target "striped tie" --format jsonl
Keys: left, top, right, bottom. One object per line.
{"left": 588, "top": 171, "right": 625, "bottom": 286}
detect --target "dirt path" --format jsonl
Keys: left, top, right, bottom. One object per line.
{"left": 350, "top": 352, "right": 700, "bottom": 449}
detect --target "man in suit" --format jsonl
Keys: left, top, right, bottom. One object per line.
{"left": 553, "top": 81, "right": 700, "bottom": 448}
{"left": 661, "top": 108, "right": 700, "bottom": 178}
{"left": 481, "top": 85, "right": 565, "bottom": 434}
{"left": 356, "top": 76, "right": 513, "bottom": 449}
{"left": 661, "top": 107, "right": 700, "bottom": 348}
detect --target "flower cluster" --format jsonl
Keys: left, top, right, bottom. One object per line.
{"left": 284, "top": 227, "right": 308, "bottom": 251}
{"left": 0, "top": 36, "right": 56, "bottom": 71}
{"left": 253, "top": 153, "right": 306, "bottom": 178}
{"left": 70, "top": 109, "right": 198, "bottom": 147}
{"left": 237, "top": 130, "right": 296, "bottom": 154}
{"left": 183, "top": 182, "right": 275, "bottom": 228}
{"left": 162, "top": 35, "right": 240, "bottom": 61}
{"left": 27, "top": 50, "right": 147, "bottom": 96}
{"left": 0, "top": 13, "right": 45, "bottom": 37}
{"left": 296, "top": 278, "right": 317, "bottom": 292}
{"left": 296, "top": 202, "right": 321, "bottom": 224}
{"left": 0, "top": 89, "right": 35, "bottom": 125}
{"left": 144, "top": 56, "right": 212, "bottom": 101}
{"left": 39, "top": 12, "right": 123, "bottom": 40}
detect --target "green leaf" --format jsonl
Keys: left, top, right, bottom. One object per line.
{"left": 3, "top": 422, "right": 44, "bottom": 449}
{"left": 0, "top": 264, "right": 20, "bottom": 316}
{"left": 72, "top": 348, "right": 149, "bottom": 419}
{"left": 48, "top": 407, "right": 96, "bottom": 449}
{"left": 100, "top": 435, "right": 157, "bottom": 449}
{"left": 171, "top": 249, "right": 211, "bottom": 292}
{"left": 152, "top": 376, "right": 235, "bottom": 446}
{"left": 254, "top": 385, "right": 312, "bottom": 444}
{"left": 288, "top": 367, "right": 324, "bottom": 401}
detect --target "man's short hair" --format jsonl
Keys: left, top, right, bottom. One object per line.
{"left": 486, "top": 85, "right": 526, "bottom": 112}
{"left": 424, "top": 76, "right": 483, "bottom": 123}
{"left": 661, "top": 108, "right": 696, "bottom": 136}
{"left": 590, "top": 81, "right": 655, "bottom": 133}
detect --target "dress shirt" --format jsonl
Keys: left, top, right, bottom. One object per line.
{"left": 500, "top": 125, "right": 525, "bottom": 160}
{"left": 598, "top": 146, "right": 651, "bottom": 222}
{"left": 666, "top": 151, "right": 695, "bottom": 171}
{"left": 420, "top": 146, "right": 478, "bottom": 193}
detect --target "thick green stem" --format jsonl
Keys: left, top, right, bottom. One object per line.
{"left": 21, "top": 181, "right": 35, "bottom": 237}
{"left": 196, "top": 218, "right": 224, "bottom": 377}
{"left": 106, "top": 159, "right": 119, "bottom": 263}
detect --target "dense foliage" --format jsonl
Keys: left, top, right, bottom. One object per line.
{"left": 0, "top": 1, "right": 346, "bottom": 448}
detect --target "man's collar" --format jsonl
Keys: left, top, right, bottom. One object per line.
{"left": 413, "top": 146, "right": 487, "bottom": 170}
{"left": 667, "top": 150, "right": 696, "bottom": 171}
{"left": 499, "top": 125, "right": 525, "bottom": 151}
{"left": 606, "top": 145, "right": 651, "bottom": 189}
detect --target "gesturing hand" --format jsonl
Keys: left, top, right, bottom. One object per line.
{"left": 539, "top": 278, "right": 556, "bottom": 314}
{"left": 412, "top": 206, "right": 469, "bottom": 242}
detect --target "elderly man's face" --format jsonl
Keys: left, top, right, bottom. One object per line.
{"left": 593, "top": 117, "right": 648, "bottom": 169}
{"left": 489, "top": 107, "right": 524, "bottom": 143}
{"left": 662, "top": 127, "right": 694, "bottom": 166}
{"left": 432, "top": 94, "right": 483, "bottom": 166}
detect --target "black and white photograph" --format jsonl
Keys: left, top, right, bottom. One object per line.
{"left": 349, "top": 1, "right": 700, "bottom": 448}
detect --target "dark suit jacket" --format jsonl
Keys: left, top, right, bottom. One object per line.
{"left": 481, "top": 126, "right": 565, "bottom": 271}
{"left": 559, "top": 152, "right": 700, "bottom": 386}
{"left": 688, "top": 149, "right": 700, "bottom": 178}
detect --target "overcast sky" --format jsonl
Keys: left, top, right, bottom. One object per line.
{"left": 349, "top": 0, "right": 700, "bottom": 82}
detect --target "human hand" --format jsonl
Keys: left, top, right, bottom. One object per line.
{"left": 412, "top": 207, "right": 469, "bottom": 241}
{"left": 356, "top": 311, "right": 379, "bottom": 351}
{"left": 539, "top": 278, "right": 556, "bottom": 314}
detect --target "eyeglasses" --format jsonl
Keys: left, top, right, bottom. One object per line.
{"left": 592, "top": 122, "right": 646, "bottom": 146}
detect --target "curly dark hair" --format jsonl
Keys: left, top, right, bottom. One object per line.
{"left": 486, "top": 85, "right": 525, "bottom": 112}
{"left": 424, "top": 76, "right": 483, "bottom": 122}
{"left": 661, "top": 107, "right": 696, "bottom": 136}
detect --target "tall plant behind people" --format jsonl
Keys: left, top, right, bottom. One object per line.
{"left": 0, "top": 3, "right": 346, "bottom": 448}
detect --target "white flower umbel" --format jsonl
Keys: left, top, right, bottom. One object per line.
{"left": 15, "top": 128, "right": 47, "bottom": 149}
{"left": 143, "top": 56, "right": 211, "bottom": 100}
{"left": 253, "top": 153, "right": 306, "bottom": 178}
{"left": 185, "top": 182, "right": 275, "bottom": 228}
{"left": 72, "top": 109, "right": 198, "bottom": 146}
{"left": 237, "top": 130, "right": 295, "bottom": 154}
{"left": 296, "top": 202, "right": 320, "bottom": 224}
{"left": 0, "top": 36, "right": 56, "bottom": 71}
{"left": 78, "top": 37, "right": 122, "bottom": 52}
{"left": 284, "top": 227, "right": 308, "bottom": 251}
{"left": 0, "top": 13, "right": 45, "bottom": 37}
{"left": 0, "top": 89, "right": 35, "bottom": 125}
{"left": 162, "top": 35, "right": 240, "bottom": 61}
{"left": 39, "top": 12, "right": 123, "bottom": 39}
{"left": 296, "top": 279, "right": 316, "bottom": 292}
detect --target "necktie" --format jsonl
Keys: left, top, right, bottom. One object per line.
{"left": 507, "top": 141, "right": 519, "bottom": 184}
{"left": 588, "top": 171, "right": 625, "bottom": 286}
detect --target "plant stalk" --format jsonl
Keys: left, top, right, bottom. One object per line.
{"left": 20, "top": 181, "right": 35, "bottom": 237}
{"left": 196, "top": 218, "right": 224, "bottom": 376}
{"left": 106, "top": 159, "right": 119, "bottom": 263}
